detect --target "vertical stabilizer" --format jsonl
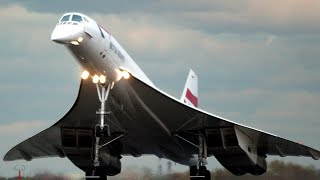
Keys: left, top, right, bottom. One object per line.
{"left": 180, "top": 69, "right": 198, "bottom": 107}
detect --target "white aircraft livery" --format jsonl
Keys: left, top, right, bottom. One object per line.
{"left": 4, "top": 12, "right": 320, "bottom": 180}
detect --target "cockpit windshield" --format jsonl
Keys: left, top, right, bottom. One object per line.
{"left": 71, "top": 15, "right": 83, "bottom": 22}
{"left": 60, "top": 15, "right": 71, "bottom": 22}
{"left": 59, "top": 14, "right": 84, "bottom": 24}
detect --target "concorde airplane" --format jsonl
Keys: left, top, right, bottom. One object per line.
{"left": 4, "top": 12, "right": 320, "bottom": 180}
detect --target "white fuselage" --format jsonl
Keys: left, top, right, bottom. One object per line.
{"left": 51, "top": 12, "right": 154, "bottom": 87}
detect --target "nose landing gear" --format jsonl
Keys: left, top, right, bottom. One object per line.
{"left": 190, "top": 166, "right": 211, "bottom": 180}
{"left": 86, "top": 82, "right": 124, "bottom": 180}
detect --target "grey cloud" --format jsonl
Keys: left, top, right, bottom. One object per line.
{"left": 0, "top": 0, "right": 240, "bottom": 14}
{"left": 0, "top": 0, "right": 161, "bottom": 14}
{"left": 2, "top": 0, "right": 320, "bottom": 35}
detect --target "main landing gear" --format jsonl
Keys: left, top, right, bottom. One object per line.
{"left": 190, "top": 133, "right": 211, "bottom": 180}
{"left": 86, "top": 82, "right": 124, "bottom": 180}
{"left": 175, "top": 132, "right": 211, "bottom": 180}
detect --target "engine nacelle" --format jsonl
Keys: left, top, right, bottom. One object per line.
{"left": 208, "top": 127, "right": 267, "bottom": 176}
{"left": 215, "top": 153, "right": 267, "bottom": 176}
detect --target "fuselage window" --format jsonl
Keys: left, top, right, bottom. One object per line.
{"left": 71, "top": 15, "right": 83, "bottom": 22}
{"left": 60, "top": 15, "right": 70, "bottom": 22}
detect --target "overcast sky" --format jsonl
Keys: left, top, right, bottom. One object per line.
{"left": 0, "top": 0, "right": 320, "bottom": 178}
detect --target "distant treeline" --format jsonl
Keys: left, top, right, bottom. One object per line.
{"left": 1, "top": 160, "right": 320, "bottom": 180}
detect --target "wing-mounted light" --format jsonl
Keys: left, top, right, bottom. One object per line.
{"left": 116, "top": 68, "right": 131, "bottom": 81}
{"left": 122, "top": 71, "right": 130, "bottom": 79}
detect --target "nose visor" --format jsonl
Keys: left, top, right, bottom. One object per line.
{"left": 51, "top": 23, "right": 84, "bottom": 44}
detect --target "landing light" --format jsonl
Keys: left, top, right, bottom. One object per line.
{"left": 70, "top": 41, "right": 79, "bottom": 45}
{"left": 99, "top": 75, "right": 106, "bottom": 84}
{"left": 78, "top": 37, "right": 83, "bottom": 43}
{"left": 115, "top": 69, "right": 131, "bottom": 81}
{"left": 81, "top": 70, "right": 89, "bottom": 79}
{"left": 92, "top": 75, "right": 99, "bottom": 84}
{"left": 122, "top": 71, "right": 130, "bottom": 79}
{"left": 115, "top": 69, "right": 123, "bottom": 81}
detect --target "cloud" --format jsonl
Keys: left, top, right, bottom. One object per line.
{"left": 92, "top": 13, "right": 273, "bottom": 83}
{"left": 0, "top": 5, "right": 80, "bottom": 123}
{"left": 0, "top": 5, "right": 58, "bottom": 53}
{"left": 246, "top": 0, "right": 320, "bottom": 26}
{"left": 265, "top": 35, "right": 276, "bottom": 46}
{"left": 0, "top": 120, "right": 49, "bottom": 134}
{"left": 176, "top": 0, "right": 320, "bottom": 34}
{"left": 2, "top": 0, "right": 320, "bottom": 35}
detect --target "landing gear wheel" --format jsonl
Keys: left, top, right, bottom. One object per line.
{"left": 85, "top": 167, "right": 107, "bottom": 180}
{"left": 205, "top": 169, "right": 211, "bottom": 180}
{"left": 190, "top": 166, "right": 197, "bottom": 178}
{"left": 189, "top": 166, "right": 211, "bottom": 180}
{"left": 199, "top": 166, "right": 206, "bottom": 177}
{"left": 188, "top": 132, "right": 210, "bottom": 179}
{"left": 199, "top": 166, "right": 211, "bottom": 180}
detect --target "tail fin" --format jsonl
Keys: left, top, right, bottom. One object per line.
{"left": 180, "top": 69, "right": 198, "bottom": 107}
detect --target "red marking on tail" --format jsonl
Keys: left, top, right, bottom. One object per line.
{"left": 186, "top": 88, "right": 198, "bottom": 107}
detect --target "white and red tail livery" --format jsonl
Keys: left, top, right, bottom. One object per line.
{"left": 181, "top": 69, "right": 198, "bottom": 107}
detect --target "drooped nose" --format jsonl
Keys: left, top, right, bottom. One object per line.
{"left": 51, "top": 24, "right": 84, "bottom": 44}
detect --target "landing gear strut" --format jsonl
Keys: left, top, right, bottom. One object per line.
{"left": 86, "top": 82, "right": 124, "bottom": 180}
{"left": 175, "top": 131, "right": 211, "bottom": 180}
{"left": 93, "top": 83, "right": 111, "bottom": 168}
{"left": 191, "top": 132, "right": 211, "bottom": 180}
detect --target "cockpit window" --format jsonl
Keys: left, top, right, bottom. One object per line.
{"left": 60, "top": 15, "right": 70, "bottom": 22}
{"left": 71, "top": 15, "right": 83, "bottom": 22}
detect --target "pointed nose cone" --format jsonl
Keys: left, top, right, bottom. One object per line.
{"left": 51, "top": 24, "right": 84, "bottom": 44}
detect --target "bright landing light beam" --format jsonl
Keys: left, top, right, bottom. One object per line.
{"left": 115, "top": 69, "right": 131, "bottom": 81}
{"left": 85, "top": 69, "right": 129, "bottom": 83}
{"left": 92, "top": 75, "right": 99, "bottom": 84}
{"left": 70, "top": 41, "right": 79, "bottom": 45}
{"left": 122, "top": 71, "right": 130, "bottom": 79}
{"left": 99, "top": 75, "right": 106, "bottom": 84}
{"left": 81, "top": 70, "right": 90, "bottom": 79}
{"left": 78, "top": 37, "right": 83, "bottom": 43}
